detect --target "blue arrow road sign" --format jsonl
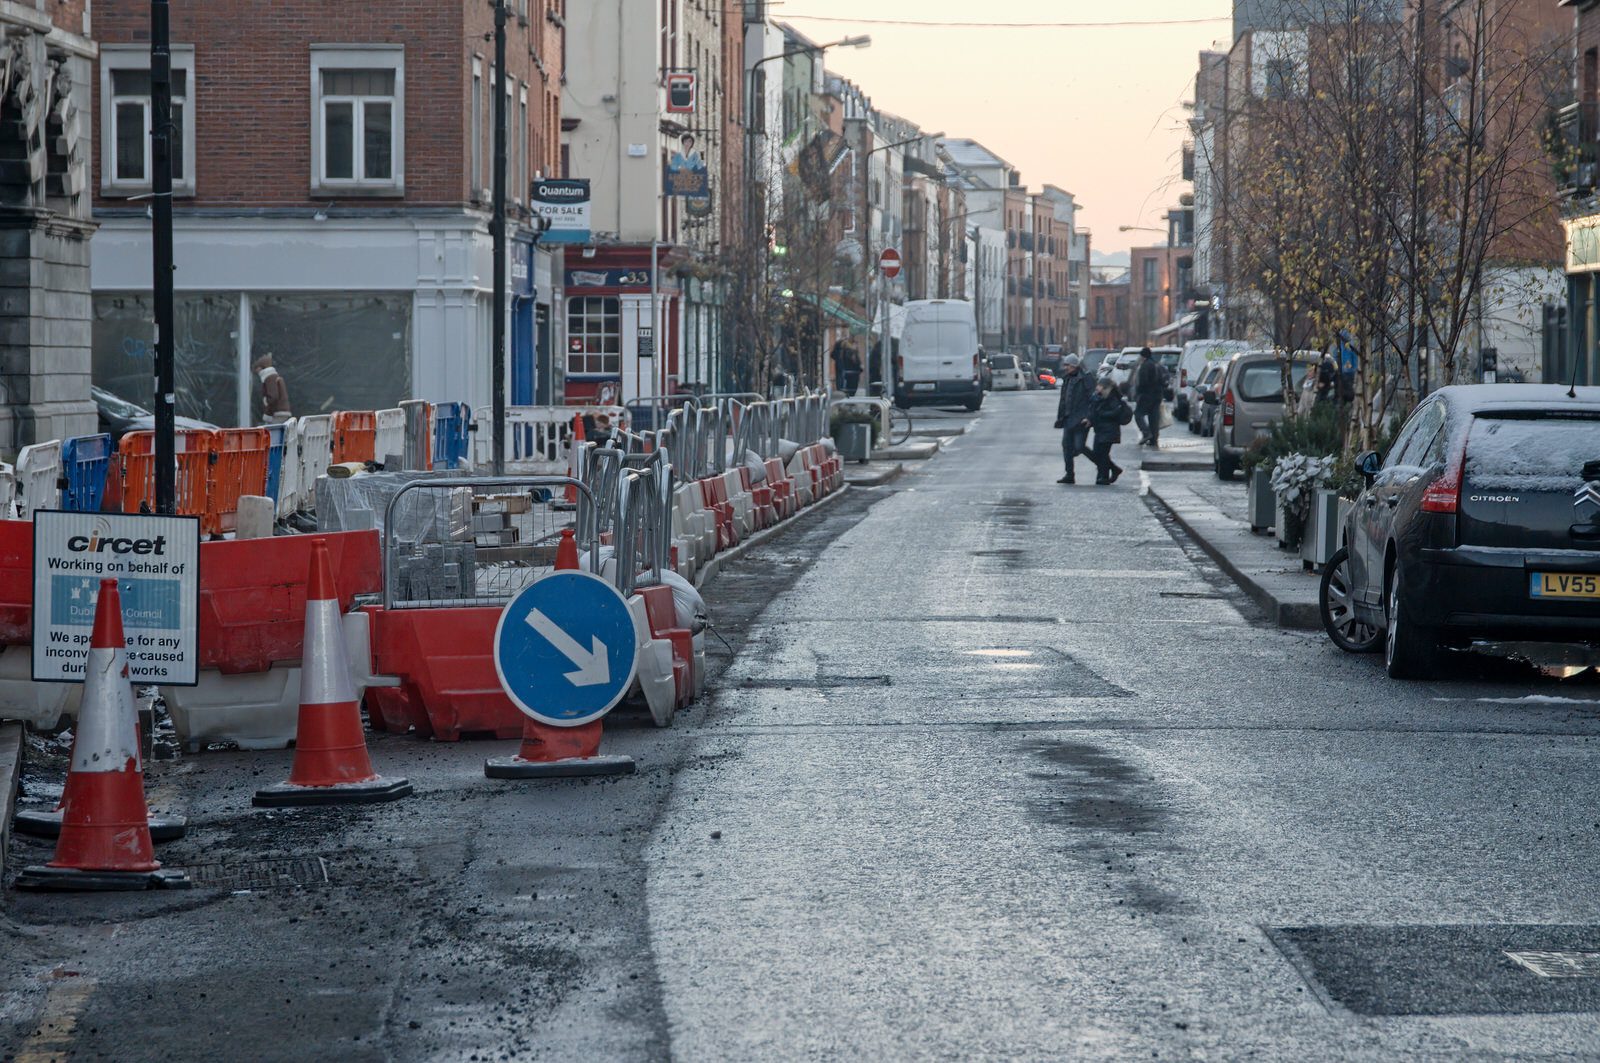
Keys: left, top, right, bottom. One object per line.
{"left": 494, "top": 571, "right": 639, "bottom": 727}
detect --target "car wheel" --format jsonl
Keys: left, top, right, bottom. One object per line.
{"left": 1319, "top": 547, "right": 1381, "bottom": 653}
{"left": 1214, "top": 438, "right": 1238, "bottom": 480}
{"left": 964, "top": 395, "right": 983, "bottom": 412}
{"left": 1384, "top": 563, "right": 1441, "bottom": 680}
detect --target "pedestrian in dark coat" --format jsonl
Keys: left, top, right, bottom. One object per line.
{"left": 1053, "top": 354, "right": 1094, "bottom": 484}
{"left": 1133, "top": 346, "right": 1165, "bottom": 447}
{"left": 1087, "top": 378, "right": 1130, "bottom": 485}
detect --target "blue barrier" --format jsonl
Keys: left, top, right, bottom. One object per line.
{"left": 61, "top": 434, "right": 114, "bottom": 512}
{"left": 432, "top": 402, "right": 470, "bottom": 469}
{"left": 264, "top": 422, "right": 287, "bottom": 504}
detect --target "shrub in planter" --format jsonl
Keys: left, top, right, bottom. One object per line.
{"left": 1270, "top": 452, "right": 1336, "bottom": 549}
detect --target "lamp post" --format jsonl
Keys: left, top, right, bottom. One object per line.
{"left": 861, "top": 131, "right": 940, "bottom": 402}
{"left": 150, "top": 0, "right": 176, "bottom": 512}
{"left": 490, "top": 0, "right": 509, "bottom": 476}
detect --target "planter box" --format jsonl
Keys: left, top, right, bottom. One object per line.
{"left": 834, "top": 422, "right": 873, "bottom": 463}
{"left": 1274, "top": 496, "right": 1301, "bottom": 550}
{"left": 1306, "top": 488, "right": 1342, "bottom": 569}
{"left": 1248, "top": 468, "right": 1275, "bottom": 533}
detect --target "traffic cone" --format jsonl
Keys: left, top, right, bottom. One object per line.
{"left": 485, "top": 531, "right": 635, "bottom": 780}
{"left": 253, "top": 539, "right": 412, "bottom": 807}
{"left": 15, "top": 580, "right": 189, "bottom": 891}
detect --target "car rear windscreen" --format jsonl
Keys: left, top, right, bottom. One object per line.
{"left": 1235, "top": 363, "right": 1309, "bottom": 403}
{"left": 1465, "top": 415, "right": 1600, "bottom": 491}
{"left": 990, "top": 354, "right": 1016, "bottom": 369}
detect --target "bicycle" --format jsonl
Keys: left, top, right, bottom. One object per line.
{"left": 887, "top": 406, "right": 913, "bottom": 446}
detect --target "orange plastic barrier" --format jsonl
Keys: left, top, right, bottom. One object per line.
{"left": 331, "top": 411, "right": 377, "bottom": 464}
{"left": 117, "top": 429, "right": 213, "bottom": 518}
{"left": 206, "top": 428, "right": 271, "bottom": 535}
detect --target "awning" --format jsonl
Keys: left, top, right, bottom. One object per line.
{"left": 1150, "top": 311, "right": 1200, "bottom": 339}
{"left": 794, "top": 292, "right": 872, "bottom": 332}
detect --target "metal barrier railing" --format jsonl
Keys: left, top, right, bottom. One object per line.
{"left": 469, "top": 404, "right": 628, "bottom": 472}
{"left": 380, "top": 475, "right": 597, "bottom": 610}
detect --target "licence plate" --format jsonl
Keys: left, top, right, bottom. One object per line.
{"left": 1529, "top": 572, "right": 1600, "bottom": 600}
{"left": 912, "top": 383, "right": 936, "bottom": 391}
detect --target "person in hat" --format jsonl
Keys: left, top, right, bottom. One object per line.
{"left": 1053, "top": 354, "right": 1094, "bottom": 484}
{"left": 1087, "top": 377, "right": 1131, "bottom": 486}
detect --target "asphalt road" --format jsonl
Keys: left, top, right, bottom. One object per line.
{"left": 5, "top": 390, "right": 1600, "bottom": 1061}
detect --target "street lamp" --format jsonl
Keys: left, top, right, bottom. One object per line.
{"left": 861, "top": 131, "right": 941, "bottom": 402}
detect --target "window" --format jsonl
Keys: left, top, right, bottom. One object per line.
{"left": 566, "top": 297, "right": 621, "bottom": 375}
{"left": 311, "top": 47, "right": 403, "bottom": 193}
{"left": 518, "top": 83, "right": 529, "bottom": 206}
{"left": 1265, "top": 58, "right": 1295, "bottom": 100}
{"left": 1386, "top": 401, "right": 1447, "bottom": 469}
{"left": 1142, "top": 259, "right": 1158, "bottom": 289}
{"left": 100, "top": 46, "right": 195, "bottom": 195}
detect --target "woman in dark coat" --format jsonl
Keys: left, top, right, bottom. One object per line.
{"left": 1085, "top": 378, "right": 1131, "bottom": 485}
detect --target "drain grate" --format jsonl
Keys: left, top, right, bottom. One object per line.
{"left": 1506, "top": 951, "right": 1600, "bottom": 978}
{"left": 1159, "top": 591, "right": 1226, "bottom": 600}
{"left": 1271, "top": 925, "right": 1600, "bottom": 1015}
{"left": 182, "top": 856, "right": 331, "bottom": 890}
{"left": 738, "top": 675, "right": 893, "bottom": 690}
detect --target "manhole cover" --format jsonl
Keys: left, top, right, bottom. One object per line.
{"left": 1271, "top": 925, "right": 1600, "bottom": 1015}
{"left": 182, "top": 857, "right": 331, "bottom": 890}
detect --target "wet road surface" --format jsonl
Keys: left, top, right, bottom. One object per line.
{"left": 5, "top": 391, "right": 1600, "bottom": 1060}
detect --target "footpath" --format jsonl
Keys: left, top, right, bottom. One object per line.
{"left": 1140, "top": 459, "right": 1321, "bottom": 631}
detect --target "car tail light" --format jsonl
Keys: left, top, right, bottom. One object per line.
{"left": 1421, "top": 437, "right": 1469, "bottom": 514}
{"left": 1180, "top": 368, "right": 1188, "bottom": 387}
{"left": 972, "top": 354, "right": 979, "bottom": 377}
{"left": 1221, "top": 391, "right": 1235, "bottom": 427}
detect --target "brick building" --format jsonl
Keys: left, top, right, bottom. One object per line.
{"left": 1089, "top": 276, "right": 1131, "bottom": 351}
{"left": 0, "top": 3, "right": 97, "bottom": 454}
{"left": 89, "top": 0, "right": 565, "bottom": 426}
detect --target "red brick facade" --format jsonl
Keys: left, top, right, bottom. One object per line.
{"left": 92, "top": 1, "right": 563, "bottom": 212}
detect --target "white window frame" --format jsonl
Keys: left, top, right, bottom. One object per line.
{"left": 518, "top": 83, "right": 529, "bottom": 207}
{"left": 310, "top": 45, "right": 404, "bottom": 195}
{"left": 100, "top": 45, "right": 196, "bottom": 197}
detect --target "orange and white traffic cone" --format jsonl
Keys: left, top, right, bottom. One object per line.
{"left": 253, "top": 539, "right": 412, "bottom": 807}
{"left": 16, "top": 580, "right": 189, "bottom": 891}
{"left": 485, "top": 530, "right": 634, "bottom": 780}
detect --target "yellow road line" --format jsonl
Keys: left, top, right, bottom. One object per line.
{"left": 14, "top": 977, "right": 94, "bottom": 1063}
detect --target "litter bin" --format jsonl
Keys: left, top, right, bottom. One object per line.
{"left": 836, "top": 422, "right": 873, "bottom": 464}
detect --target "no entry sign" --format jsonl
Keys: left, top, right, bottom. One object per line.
{"left": 879, "top": 248, "right": 902, "bottom": 279}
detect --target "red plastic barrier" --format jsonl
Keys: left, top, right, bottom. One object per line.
{"left": 0, "top": 519, "right": 31, "bottom": 644}
{"left": 364, "top": 605, "right": 524, "bottom": 741}
{"left": 332, "top": 411, "right": 377, "bottom": 464}
{"left": 639, "top": 585, "right": 693, "bottom": 708}
{"left": 206, "top": 427, "right": 271, "bottom": 535}
{"left": 197, "top": 530, "right": 381, "bottom": 674}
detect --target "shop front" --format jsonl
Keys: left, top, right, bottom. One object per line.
{"left": 562, "top": 246, "right": 682, "bottom": 406}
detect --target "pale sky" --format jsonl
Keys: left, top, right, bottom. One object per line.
{"left": 779, "top": 0, "right": 1235, "bottom": 254}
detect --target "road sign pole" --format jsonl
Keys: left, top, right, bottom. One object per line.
{"left": 150, "top": 0, "right": 176, "bottom": 514}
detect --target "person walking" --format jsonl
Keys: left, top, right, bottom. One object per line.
{"left": 252, "top": 353, "right": 292, "bottom": 424}
{"left": 1132, "top": 346, "right": 1165, "bottom": 447}
{"left": 1053, "top": 354, "right": 1093, "bottom": 484}
{"left": 1087, "top": 377, "right": 1131, "bottom": 485}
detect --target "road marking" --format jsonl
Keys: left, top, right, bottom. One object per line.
{"left": 15, "top": 974, "right": 94, "bottom": 1063}
{"left": 1506, "top": 951, "right": 1600, "bottom": 978}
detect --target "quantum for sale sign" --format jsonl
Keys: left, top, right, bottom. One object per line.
{"left": 32, "top": 512, "right": 201, "bottom": 685}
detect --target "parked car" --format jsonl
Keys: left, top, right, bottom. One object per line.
{"left": 1039, "top": 345, "right": 1065, "bottom": 375}
{"left": 1321, "top": 384, "right": 1600, "bottom": 679}
{"left": 1107, "top": 350, "right": 1141, "bottom": 394}
{"left": 1020, "top": 361, "right": 1039, "bottom": 390}
{"left": 1082, "top": 349, "right": 1114, "bottom": 376}
{"left": 895, "top": 299, "right": 984, "bottom": 411}
{"left": 94, "top": 387, "right": 217, "bottom": 437}
{"left": 1036, "top": 369, "right": 1059, "bottom": 390}
{"left": 1187, "top": 360, "right": 1229, "bottom": 435}
{"left": 988, "top": 353, "right": 1027, "bottom": 391}
{"left": 1208, "top": 350, "right": 1318, "bottom": 479}
{"left": 1174, "top": 340, "right": 1252, "bottom": 421}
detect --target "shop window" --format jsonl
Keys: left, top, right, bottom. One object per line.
{"left": 312, "top": 47, "right": 404, "bottom": 193}
{"left": 253, "top": 294, "right": 412, "bottom": 415}
{"left": 566, "top": 296, "right": 621, "bottom": 375}
{"left": 93, "top": 293, "right": 239, "bottom": 425}
{"left": 100, "top": 46, "right": 195, "bottom": 195}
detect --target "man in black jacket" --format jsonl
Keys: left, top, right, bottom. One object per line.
{"left": 1133, "top": 346, "right": 1165, "bottom": 447}
{"left": 1087, "top": 378, "right": 1130, "bottom": 485}
{"left": 1053, "top": 354, "right": 1093, "bottom": 484}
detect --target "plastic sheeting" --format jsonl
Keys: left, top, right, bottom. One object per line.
{"left": 93, "top": 293, "right": 240, "bottom": 426}
{"left": 252, "top": 294, "right": 411, "bottom": 418}
{"left": 315, "top": 470, "right": 471, "bottom": 544}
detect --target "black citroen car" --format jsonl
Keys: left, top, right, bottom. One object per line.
{"left": 1320, "top": 385, "right": 1600, "bottom": 679}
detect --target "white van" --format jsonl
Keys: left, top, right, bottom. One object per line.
{"left": 895, "top": 299, "right": 983, "bottom": 411}
{"left": 1174, "top": 340, "right": 1253, "bottom": 420}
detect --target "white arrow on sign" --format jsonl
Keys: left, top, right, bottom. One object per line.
{"left": 526, "top": 608, "right": 612, "bottom": 687}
